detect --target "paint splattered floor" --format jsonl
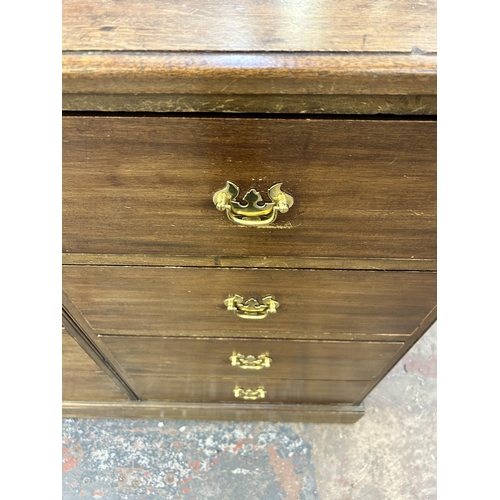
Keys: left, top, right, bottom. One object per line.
{"left": 62, "top": 323, "right": 436, "bottom": 500}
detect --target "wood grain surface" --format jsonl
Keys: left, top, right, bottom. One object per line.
{"left": 62, "top": 0, "right": 436, "bottom": 53}
{"left": 62, "top": 329, "right": 128, "bottom": 400}
{"left": 62, "top": 53, "right": 436, "bottom": 97}
{"left": 100, "top": 336, "right": 403, "bottom": 381}
{"left": 63, "top": 93, "right": 437, "bottom": 115}
{"left": 63, "top": 294, "right": 142, "bottom": 399}
{"left": 62, "top": 401, "right": 365, "bottom": 423}
{"left": 63, "top": 329, "right": 100, "bottom": 372}
{"left": 61, "top": 0, "right": 437, "bottom": 421}
{"left": 62, "top": 0, "right": 436, "bottom": 108}
{"left": 62, "top": 266, "right": 437, "bottom": 338}
{"left": 63, "top": 116, "right": 436, "bottom": 261}
{"left": 62, "top": 253, "right": 437, "bottom": 271}
{"left": 128, "top": 375, "right": 370, "bottom": 404}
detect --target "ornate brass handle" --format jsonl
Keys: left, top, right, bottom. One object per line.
{"left": 233, "top": 386, "right": 267, "bottom": 400}
{"left": 213, "top": 181, "right": 294, "bottom": 227}
{"left": 230, "top": 353, "right": 273, "bottom": 370}
{"left": 224, "top": 295, "right": 279, "bottom": 320}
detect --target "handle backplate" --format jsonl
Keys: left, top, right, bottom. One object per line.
{"left": 233, "top": 386, "right": 267, "bottom": 400}
{"left": 230, "top": 353, "right": 273, "bottom": 370}
{"left": 224, "top": 294, "right": 279, "bottom": 320}
{"left": 213, "top": 181, "right": 294, "bottom": 227}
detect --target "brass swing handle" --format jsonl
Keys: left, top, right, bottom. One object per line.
{"left": 213, "top": 181, "right": 294, "bottom": 227}
{"left": 233, "top": 386, "right": 267, "bottom": 400}
{"left": 230, "top": 353, "right": 273, "bottom": 370}
{"left": 224, "top": 295, "right": 279, "bottom": 320}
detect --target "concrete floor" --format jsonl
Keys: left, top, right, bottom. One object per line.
{"left": 62, "top": 323, "right": 437, "bottom": 500}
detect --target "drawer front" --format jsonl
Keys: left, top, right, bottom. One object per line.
{"left": 63, "top": 266, "right": 436, "bottom": 338}
{"left": 130, "top": 375, "right": 370, "bottom": 404}
{"left": 101, "top": 337, "right": 403, "bottom": 381}
{"left": 62, "top": 329, "right": 127, "bottom": 401}
{"left": 63, "top": 117, "right": 436, "bottom": 260}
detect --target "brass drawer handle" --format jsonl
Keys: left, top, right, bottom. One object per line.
{"left": 213, "top": 181, "right": 294, "bottom": 227}
{"left": 233, "top": 386, "right": 267, "bottom": 400}
{"left": 224, "top": 294, "right": 279, "bottom": 320}
{"left": 230, "top": 353, "right": 273, "bottom": 370}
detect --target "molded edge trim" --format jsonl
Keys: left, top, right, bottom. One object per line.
{"left": 63, "top": 52, "right": 437, "bottom": 96}
{"left": 62, "top": 400, "right": 365, "bottom": 423}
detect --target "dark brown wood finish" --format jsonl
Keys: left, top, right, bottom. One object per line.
{"left": 63, "top": 117, "right": 436, "bottom": 261}
{"left": 62, "top": 53, "right": 436, "bottom": 97}
{"left": 62, "top": 266, "right": 436, "bottom": 339}
{"left": 62, "top": 401, "right": 365, "bottom": 423}
{"left": 63, "top": 93, "right": 437, "bottom": 116}
{"left": 63, "top": 292, "right": 141, "bottom": 399}
{"left": 63, "top": 329, "right": 99, "bottom": 372}
{"left": 63, "top": 253, "right": 437, "bottom": 271}
{"left": 100, "top": 337, "right": 404, "bottom": 380}
{"left": 62, "top": 0, "right": 436, "bottom": 113}
{"left": 62, "top": 329, "right": 129, "bottom": 401}
{"left": 128, "top": 376, "right": 370, "bottom": 404}
{"left": 62, "top": 0, "right": 436, "bottom": 53}
{"left": 62, "top": 0, "right": 436, "bottom": 422}
{"left": 63, "top": 372, "right": 127, "bottom": 401}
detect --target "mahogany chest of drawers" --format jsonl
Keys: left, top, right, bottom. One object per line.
{"left": 62, "top": 0, "right": 436, "bottom": 423}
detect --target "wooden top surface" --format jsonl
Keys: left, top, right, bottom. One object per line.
{"left": 63, "top": 0, "right": 436, "bottom": 53}
{"left": 63, "top": 0, "right": 436, "bottom": 106}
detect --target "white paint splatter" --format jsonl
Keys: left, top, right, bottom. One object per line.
{"left": 231, "top": 468, "right": 252, "bottom": 475}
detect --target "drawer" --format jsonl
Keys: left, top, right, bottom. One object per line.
{"left": 63, "top": 116, "right": 436, "bottom": 260}
{"left": 63, "top": 266, "right": 436, "bottom": 339}
{"left": 62, "top": 329, "right": 127, "bottom": 401}
{"left": 101, "top": 337, "right": 404, "bottom": 381}
{"left": 129, "top": 375, "right": 370, "bottom": 404}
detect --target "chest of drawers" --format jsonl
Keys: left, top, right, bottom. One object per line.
{"left": 62, "top": 0, "right": 436, "bottom": 423}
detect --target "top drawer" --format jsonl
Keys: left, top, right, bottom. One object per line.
{"left": 63, "top": 116, "right": 436, "bottom": 262}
